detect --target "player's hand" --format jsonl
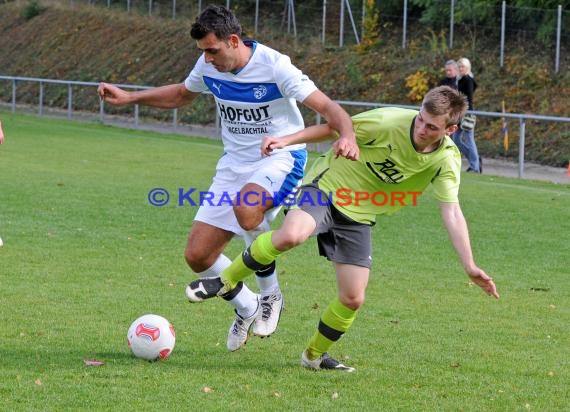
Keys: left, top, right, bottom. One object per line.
{"left": 332, "top": 136, "right": 359, "bottom": 160}
{"left": 466, "top": 267, "right": 500, "bottom": 299}
{"left": 261, "top": 136, "right": 286, "bottom": 156}
{"left": 97, "top": 82, "right": 130, "bottom": 106}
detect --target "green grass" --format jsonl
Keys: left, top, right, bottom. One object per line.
{"left": 1, "top": 112, "right": 569, "bottom": 411}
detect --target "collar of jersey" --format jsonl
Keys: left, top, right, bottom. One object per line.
{"left": 231, "top": 39, "right": 258, "bottom": 75}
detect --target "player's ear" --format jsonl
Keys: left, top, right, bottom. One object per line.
{"left": 446, "top": 124, "right": 458, "bottom": 135}
{"left": 228, "top": 34, "right": 240, "bottom": 48}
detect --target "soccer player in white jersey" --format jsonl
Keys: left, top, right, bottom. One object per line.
{"left": 97, "top": 5, "right": 356, "bottom": 351}
{"left": 186, "top": 86, "right": 500, "bottom": 370}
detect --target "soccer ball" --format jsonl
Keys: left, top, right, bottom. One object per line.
{"left": 127, "top": 314, "right": 176, "bottom": 361}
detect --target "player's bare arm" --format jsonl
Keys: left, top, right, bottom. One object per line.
{"left": 439, "top": 201, "right": 500, "bottom": 299}
{"left": 261, "top": 124, "right": 333, "bottom": 156}
{"left": 302, "top": 90, "right": 359, "bottom": 160}
{"left": 98, "top": 82, "right": 197, "bottom": 109}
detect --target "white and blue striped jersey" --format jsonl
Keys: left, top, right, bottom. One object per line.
{"left": 184, "top": 40, "right": 318, "bottom": 162}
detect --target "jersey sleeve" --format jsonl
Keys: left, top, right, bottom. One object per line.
{"left": 326, "top": 116, "right": 372, "bottom": 142}
{"left": 430, "top": 152, "right": 461, "bottom": 203}
{"left": 183, "top": 55, "right": 208, "bottom": 93}
{"left": 273, "top": 55, "right": 318, "bottom": 102}
{"left": 352, "top": 108, "right": 392, "bottom": 147}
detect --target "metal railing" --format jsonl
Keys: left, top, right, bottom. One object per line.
{"left": 1, "top": 75, "right": 569, "bottom": 179}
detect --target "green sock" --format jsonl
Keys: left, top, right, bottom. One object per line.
{"left": 222, "top": 231, "right": 282, "bottom": 289}
{"left": 306, "top": 298, "right": 357, "bottom": 360}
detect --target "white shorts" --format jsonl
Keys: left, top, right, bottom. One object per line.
{"left": 194, "top": 149, "right": 307, "bottom": 236}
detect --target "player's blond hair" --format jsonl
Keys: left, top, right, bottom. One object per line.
{"left": 422, "top": 86, "right": 468, "bottom": 126}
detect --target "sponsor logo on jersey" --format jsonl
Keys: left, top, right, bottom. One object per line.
{"left": 217, "top": 103, "right": 270, "bottom": 122}
{"left": 366, "top": 158, "right": 404, "bottom": 184}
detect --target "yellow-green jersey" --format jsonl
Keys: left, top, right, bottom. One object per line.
{"left": 305, "top": 107, "right": 462, "bottom": 224}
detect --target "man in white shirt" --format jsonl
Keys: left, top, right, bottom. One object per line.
{"left": 98, "top": 5, "right": 356, "bottom": 351}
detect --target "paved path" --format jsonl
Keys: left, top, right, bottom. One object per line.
{"left": 467, "top": 158, "right": 569, "bottom": 185}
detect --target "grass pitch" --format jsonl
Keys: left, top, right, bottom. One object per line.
{"left": 0, "top": 112, "right": 568, "bottom": 411}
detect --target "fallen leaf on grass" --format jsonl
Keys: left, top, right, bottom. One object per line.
{"left": 83, "top": 359, "right": 105, "bottom": 366}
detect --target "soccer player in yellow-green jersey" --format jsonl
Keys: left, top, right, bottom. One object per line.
{"left": 305, "top": 105, "right": 462, "bottom": 224}
{"left": 185, "top": 86, "right": 500, "bottom": 372}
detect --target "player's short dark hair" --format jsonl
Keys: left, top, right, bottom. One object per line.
{"left": 190, "top": 5, "right": 242, "bottom": 41}
{"left": 422, "top": 86, "right": 468, "bottom": 126}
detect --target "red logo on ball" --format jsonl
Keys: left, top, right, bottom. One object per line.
{"left": 136, "top": 323, "right": 160, "bottom": 341}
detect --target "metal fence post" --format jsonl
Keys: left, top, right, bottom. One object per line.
{"left": 449, "top": 0, "right": 454, "bottom": 49}
{"left": 288, "top": 0, "right": 297, "bottom": 37}
{"left": 361, "top": 0, "right": 365, "bottom": 42}
{"left": 402, "top": 0, "right": 408, "bottom": 49}
{"left": 99, "top": 98, "right": 104, "bottom": 122}
{"left": 518, "top": 117, "right": 526, "bottom": 178}
{"left": 11, "top": 79, "right": 16, "bottom": 113}
{"left": 135, "top": 104, "right": 139, "bottom": 127}
{"left": 67, "top": 83, "right": 73, "bottom": 119}
{"left": 500, "top": 1, "right": 506, "bottom": 68}
{"left": 39, "top": 82, "right": 44, "bottom": 116}
{"left": 254, "top": 0, "right": 259, "bottom": 33}
{"left": 339, "top": 0, "right": 344, "bottom": 47}
{"left": 555, "top": 5, "right": 561, "bottom": 74}
{"left": 322, "top": 0, "right": 327, "bottom": 45}
{"left": 344, "top": 0, "right": 360, "bottom": 44}
{"left": 173, "top": 108, "right": 178, "bottom": 129}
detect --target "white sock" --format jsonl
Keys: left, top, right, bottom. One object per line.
{"left": 226, "top": 283, "right": 259, "bottom": 318}
{"left": 255, "top": 269, "right": 279, "bottom": 296}
{"left": 196, "top": 254, "right": 258, "bottom": 317}
{"left": 195, "top": 254, "right": 231, "bottom": 279}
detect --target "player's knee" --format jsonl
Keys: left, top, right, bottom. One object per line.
{"left": 234, "top": 205, "right": 264, "bottom": 231}
{"left": 275, "top": 230, "right": 309, "bottom": 250}
{"left": 237, "top": 218, "right": 261, "bottom": 232}
{"left": 184, "top": 246, "right": 211, "bottom": 273}
{"left": 339, "top": 294, "right": 365, "bottom": 311}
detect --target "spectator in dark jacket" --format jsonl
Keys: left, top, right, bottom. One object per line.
{"left": 439, "top": 60, "right": 459, "bottom": 89}
{"left": 453, "top": 57, "right": 481, "bottom": 173}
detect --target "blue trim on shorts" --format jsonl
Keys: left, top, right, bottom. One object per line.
{"left": 275, "top": 149, "right": 307, "bottom": 205}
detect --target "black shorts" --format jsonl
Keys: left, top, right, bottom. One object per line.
{"left": 292, "top": 185, "right": 372, "bottom": 268}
